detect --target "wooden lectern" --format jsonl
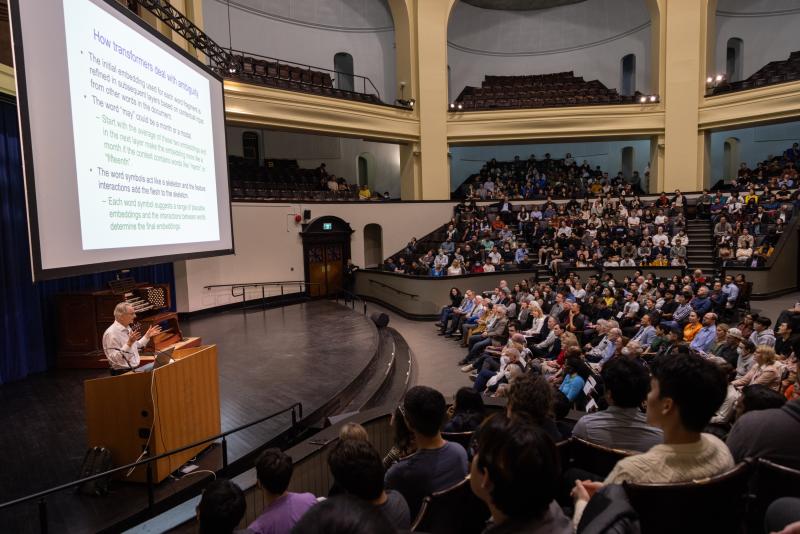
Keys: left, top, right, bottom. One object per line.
{"left": 84, "top": 345, "right": 221, "bottom": 483}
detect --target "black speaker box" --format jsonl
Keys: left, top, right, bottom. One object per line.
{"left": 370, "top": 312, "right": 389, "bottom": 328}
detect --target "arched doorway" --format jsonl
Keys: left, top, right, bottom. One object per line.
{"left": 621, "top": 146, "right": 635, "bottom": 181}
{"left": 242, "top": 131, "right": 259, "bottom": 161}
{"left": 357, "top": 155, "right": 369, "bottom": 187}
{"left": 726, "top": 38, "right": 743, "bottom": 83}
{"left": 301, "top": 216, "right": 354, "bottom": 297}
{"left": 357, "top": 152, "right": 376, "bottom": 190}
{"left": 621, "top": 54, "right": 636, "bottom": 96}
{"left": 723, "top": 137, "right": 740, "bottom": 181}
{"left": 364, "top": 224, "right": 383, "bottom": 269}
{"left": 334, "top": 52, "right": 355, "bottom": 92}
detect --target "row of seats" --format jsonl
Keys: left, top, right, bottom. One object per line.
{"left": 225, "top": 54, "right": 383, "bottom": 105}
{"left": 712, "top": 50, "right": 800, "bottom": 95}
{"left": 413, "top": 435, "right": 800, "bottom": 534}
{"left": 455, "top": 71, "right": 637, "bottom": 111}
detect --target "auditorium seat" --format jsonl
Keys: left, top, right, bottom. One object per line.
{"left": 746, "top": 459, "right": 800, "bottom": 532}
{"left": 224, "top": 52, "right": 382, "bottom": 105}
{"left": 623, "top": 462, "right": 752, "bottom": 534}
{"left": 711, "top": 49, "right": 800, "bottom": 95}
{"left": 565, "top": 437, "right": 632, "bottom": 478}
{"left": 453, "top": 70, "right": 636, "bottom": 111}
{"left": 411, "top": 477, "right": 490, "bottom": 534}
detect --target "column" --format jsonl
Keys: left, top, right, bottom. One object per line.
{"left": 661, "top": 0, "right": 716, "bottom": 191}
{"left": 389, "top": 0, "right": 455, "bottom": 200}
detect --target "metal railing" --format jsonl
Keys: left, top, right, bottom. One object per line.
{"left": 204, "top": 281, "right": 319, "bottom": 310}
{"left": 128, "top": 1, "right": 382, "bottom": 101}
{"left": 226, "top": 48, "right": 382, "bottom": 101}
{"left": 336, "top": 290, "right": 368, "bottom": 315}
{"left": 368, "top": 278, "right": 419, "bottom": 299}
{"left": 0, "top": 402, "right": 303, "bottom": 534}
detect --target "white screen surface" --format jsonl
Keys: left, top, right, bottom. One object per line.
{"left": 12, "top": 0, "right": 233, "bottom": 279}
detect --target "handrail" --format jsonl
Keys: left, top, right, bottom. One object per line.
{"left": 204, "top": 281, "right": 316, "bottom": 289}
{"left": 0, "top": 401, "right": 302, "bottom": 530}
{"left": 368, "top": 278, "right": 419, "bottom": 299}
{"left": 226, "top": 47, "right": 382, "bottom": 100}
{"left": 204, "top": 281, "right": 320, "bottom": 311}
{"left": 335, "top": 290, "right": 368, "bottom": 315}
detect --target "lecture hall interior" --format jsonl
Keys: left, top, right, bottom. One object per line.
{"left": 1, "top": 0, "right": 800, "bottom": 533}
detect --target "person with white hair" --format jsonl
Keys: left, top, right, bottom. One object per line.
{"left": 102, "top": 302, "right": 162, "bottom": 375}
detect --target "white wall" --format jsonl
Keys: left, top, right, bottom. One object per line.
{"left": 175, "top": 202, "right": 456, "bottom": 312}
{"left": 203, "top": 0, "right": 397, "bottom": 102}
{"left": 710, "top": 121, "right": 800, "bottom": 181}
{"left": 450, "top": 139, "right": 652, "bottom": 191}
{"left": 447, "top": 0, "right": 652, "bottom": 99}
{"left": 715, "top": 0, "right": 800, "bottom": 80}
{"left": 226, "top": 126, "right": 402, "bottom": 198}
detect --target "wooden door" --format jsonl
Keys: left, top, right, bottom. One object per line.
{"left": 325, "top": 244, "right": 343, "bottom": 295}
{"left": 307, "top": 245, "right": 328, "bottom": 297}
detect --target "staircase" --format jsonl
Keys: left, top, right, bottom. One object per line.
{"left": 684, "top": 219, "right": 715, "bottom": 271}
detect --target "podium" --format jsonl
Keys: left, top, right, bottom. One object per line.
{"left": 84, "top": 345, "right": 221, "bottom": 483}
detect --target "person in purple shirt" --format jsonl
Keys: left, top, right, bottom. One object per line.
{"left": 690, "top": 313, "right": 718, "bottom": 354}
{"left": 248, "top": 449, "right": 317, "bottom": 534}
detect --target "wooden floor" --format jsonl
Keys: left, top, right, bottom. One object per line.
{"left": 0, "top": 300, "right": 378, "bottom": 534}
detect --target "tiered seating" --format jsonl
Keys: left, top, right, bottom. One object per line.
{"left": 454, "top": 71, "right": 640, "bottom": 111}
{"left": 228, "top": 156, "right": 359, "bottom": 201}
{"left": 226, "top": 54, "right": 383, "bottom": 105}
{"left": 711, "top": 50, "right": 800, "bottom": 95}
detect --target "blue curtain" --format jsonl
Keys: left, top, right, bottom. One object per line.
{"left": 0, "top": 99, "right": 174, "bottom": 384}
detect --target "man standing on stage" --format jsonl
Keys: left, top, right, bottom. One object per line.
{"left": 103, "top": 302, "right": 161, "bottom": 375}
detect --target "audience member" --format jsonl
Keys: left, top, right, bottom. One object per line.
{"left": 572, "top": 357, "right": 662, "bottom": 452}
{"left": 571, "top": 352, "right": 733, "bottom": 524}
{"left": 470, "top": 414, "right": 571, "bottom": 533}
{"left": 726, "top": 398, "right": 800, "bottom": 470}
{"left": 444, "top": 387, "right": 486, "bottom": 433}
{"left": 249, "top": 449, "right": 317, "bottom": 534}
{"left": 197, "top": 479, "right": 250, "bottom": 534}
{"left": 291, "top": 495, "right": 396, "bottom": 534}
{"left": 384, "top": 386, "right": 468, "bottom": 518}
{"left": 327, "top": 439, "right": 410, "bottom": 530}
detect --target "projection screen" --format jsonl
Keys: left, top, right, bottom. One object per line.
{"left": 10, "top": 0, "right": 233, "bottom": 280}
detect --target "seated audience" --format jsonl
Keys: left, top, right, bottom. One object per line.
{"left": 726, "top": 397, "right": 800, "bottom": 470}
{"left": 197, "top": 479, "right": 249, "bottom": 534}
{"left": 571, "top": 352, "right": 733, "bottom": 523}
{"left": 327, "top": 439, "right": 410, "bottom": 530}
{"left": 572, "top": 357, "right": 662, "bottom": 452}
{"left": 732, "top": 345, "right": 782, "bottom": 391}
{"left": 470, "top": 414, "right": 571, "bottom": 533}
{"left": 384, "top": 386, "right": 469, "bottom": 518}
{"left": 291, "top": 495, "right": 396, "bottom": 534}
{"left": 506, "top": 373, "right": 563, "bottom": 441}
{"left": 249, "top": 449, "right": 316, "bottom": 534}
{"left": 444, "top": 387, "right": 486, "bottom": 433}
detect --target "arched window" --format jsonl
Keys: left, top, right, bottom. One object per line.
{"left": 723, "top": 137, "right": 740, "bottom": 180}
{"left": 357, "top": 155, "right": 369, "bottom": 187}
{"left": 621, "top": 54, "right": 636, "bottom": 96}
{"left": 334, "top": 52, "right": 354, "bottom": 92}
{"left": 726, "top": 38, "right": 744, "bottom": 83}
{"left": 363, "top": 224, "right": 383, "bottom": 269}
{"left": 621, "top": 146, "right": 635, "bottom": 182}
{"left": 242, "top": 131, "right": 259, "bottom": 161}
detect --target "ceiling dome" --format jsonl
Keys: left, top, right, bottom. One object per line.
{"left": 462, "top": 0, "right": 586, "bottom": 10}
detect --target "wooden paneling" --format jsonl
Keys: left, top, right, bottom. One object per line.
{"left": 84, "top": 345, "right": 221, "bottom": 483}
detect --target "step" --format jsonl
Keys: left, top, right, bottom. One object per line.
{"left": 363, "top": 327, "right": 413, "bottom": 409}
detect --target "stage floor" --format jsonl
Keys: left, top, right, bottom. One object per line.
{"left": 0, "top": 300, "right": 377, "bottom": 533}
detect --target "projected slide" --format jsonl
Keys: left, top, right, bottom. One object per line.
{"left": 63, "top": 0, "right": 218, "bottom": 250}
